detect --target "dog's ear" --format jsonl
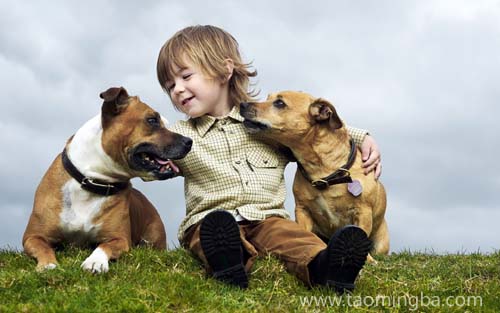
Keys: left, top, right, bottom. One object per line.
{"left": 100, "top": 87, "right": 130, "bottom": 117}
{"left": 309, "top": 98, "right": 342, "bottom": 130}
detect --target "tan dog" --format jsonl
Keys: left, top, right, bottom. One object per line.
{"left": 23, "top": 87, "right": 192, "bottom": 273}
{"left": 240, "top": 91, "right": 388, "bottom": 260}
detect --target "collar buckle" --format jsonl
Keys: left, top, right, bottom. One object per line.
{"left": 300, "top": 138, "right": 357, "bottom": 190}
{"left": 81, "top": 177, "right": 115, "bottom": 196}
{"left": 82, "top": 177, "right": 113, "bottom": 189}
{"left": 311, "top": 179, "right": 329, "bottom": 190}
{"left": 62, "top": 148, "right": 128, "bottom": 196}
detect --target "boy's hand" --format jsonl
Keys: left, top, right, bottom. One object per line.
{"left": 360, "top": 135, "right": 381, "bottom": 179}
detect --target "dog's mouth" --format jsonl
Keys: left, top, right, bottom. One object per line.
{"left": 136, "top": 152, "right": 179, "bottom": 173}
{"left": 243, "top": 119, "right": 270, "bottom": 133}
{"left": 130, "top": 144, "right": 182, "bottom": 179}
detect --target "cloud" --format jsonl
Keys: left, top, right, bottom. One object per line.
{"left": 1, "top": 0, "right": 499, "bottom": 253}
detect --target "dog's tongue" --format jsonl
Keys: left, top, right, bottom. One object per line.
{"left": 156, "top": 158, "right": 180, "bottom": 173}
{"left": 168, "top": 160, "right": 179, "bottom": 173}
{"left": 155, "top": 158, "right": 169, "bottom": 165}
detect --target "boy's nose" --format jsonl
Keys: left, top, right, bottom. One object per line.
{"left": 172, "top": 82, "right": 185, "bottom": 95}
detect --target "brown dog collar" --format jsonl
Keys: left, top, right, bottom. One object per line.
{"left": 61, "top": 149, "right": 129, "bottom": 196}
{"left": 297, "top": 138, "right": 357, "bottom": 190}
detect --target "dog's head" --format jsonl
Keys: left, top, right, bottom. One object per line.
{"left": 240, "top": 91, "right": 343, "bottom": 146}
{"left": 99, "top": 87, "right": 192, "bottom": 180}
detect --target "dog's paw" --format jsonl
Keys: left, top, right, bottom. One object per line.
{"left": 81, "top": 248, "right": 109, "bottom": 273}
{"left": 36, "top": 263, "right": 57, "bottom": 272}
{"left": 366, "top": 254, "right": 378, "bottom": 265}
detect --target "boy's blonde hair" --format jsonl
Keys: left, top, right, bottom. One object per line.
{"left": 157, "top": 25, "right": 257, "bottom": 110}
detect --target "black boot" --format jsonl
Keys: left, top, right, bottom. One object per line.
{"left": 309, "top": 225, "right": 371, "bottom": 293}
{"left": 200, "top": 210, "right": 248, "bottom": 289}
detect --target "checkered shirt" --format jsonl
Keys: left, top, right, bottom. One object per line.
{"left": 169, "top": 105, "right": 368, "bottom": 241}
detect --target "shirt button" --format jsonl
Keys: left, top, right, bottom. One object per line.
{"left": 235, "top": 160, "right": 241, "bottom": 164}
{"left": 263, "top": 160, "right": 268, "bottom": 164}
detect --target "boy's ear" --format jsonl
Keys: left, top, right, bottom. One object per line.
{"left": 223, "top": 59, "right": 234, "bottom": 82}
{"left": 100, "top": 86, "right": 130, "bottom": 119}
{"left": 308, "top": 98, "right": 343, "bottom": 130}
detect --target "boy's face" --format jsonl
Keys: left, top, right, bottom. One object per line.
{"left": 165, "top": 59, "right": 230, "bottom": 118}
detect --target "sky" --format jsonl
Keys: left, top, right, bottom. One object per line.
{"left": 1, "top": 0, "right": 499, "bottom": 254}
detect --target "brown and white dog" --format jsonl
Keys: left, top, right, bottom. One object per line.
{"left": 240, "top": 91, "right": 388, "bottom": 261}
{"left": 23, "top": 87, "right": 192, "bottom": 273}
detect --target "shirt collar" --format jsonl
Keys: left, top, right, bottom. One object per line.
{"left": 193, "top": 105, "right": 245, "bottom": 137}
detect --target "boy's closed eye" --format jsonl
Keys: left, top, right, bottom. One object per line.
{"left": 165, "top": 81, "right": 175, "bottom": 92}
{"left": 165, "top": 73, "right": 193, "bottom": 92}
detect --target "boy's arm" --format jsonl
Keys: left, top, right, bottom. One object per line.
{"left": 346, "top": 126, "right": 382, "bottom": 179}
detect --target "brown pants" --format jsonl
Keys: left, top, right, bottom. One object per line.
{"left": 182, "top": 217, "right": 327, "bottom": 286}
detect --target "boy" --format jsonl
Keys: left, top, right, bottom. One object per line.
{"left": 157, "top": 25, "right": 380, "bottom": 292}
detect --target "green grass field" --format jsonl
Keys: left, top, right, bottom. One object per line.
{"left": 1, "top": 247, "right": 499, "bottom": 312}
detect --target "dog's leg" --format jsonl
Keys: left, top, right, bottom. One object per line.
{"left": 353, "top": 209, "right": 378, "bottom": 263}
{"left": 23, "top": 236, "right": 58, "bottom": 271}
{"left": 370, "top": 219, "right": 390, "bottom": 255}
{"left": 129, "top": 188, "right": 167, "bottom": 249}
{"left": 353, "top": 209, "right": 373, "bottom": 238}
{"left": 295, "top": 206, "right": 314, "bottom": 232}
{"left": 81, "top": 238, "right": 130, "bottom": 273}
{"left": 142, "top": 219, "right": 167, "bottom": 249}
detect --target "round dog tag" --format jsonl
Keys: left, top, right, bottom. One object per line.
{"left": 347, "top": 180, "right": 362, "bottom": 197}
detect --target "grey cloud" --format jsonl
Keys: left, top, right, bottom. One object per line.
{"left": 1, "top": 0, "right": 499, "bottom": 253}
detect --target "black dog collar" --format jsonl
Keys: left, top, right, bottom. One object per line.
{"left": 297, "top": 138, "right": 357, "bottom": 190}
{"left": 61, "top": 148, "right": 129, "bottom": 196}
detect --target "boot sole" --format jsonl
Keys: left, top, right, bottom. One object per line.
{"left": 200, "top": 210, "right": 248, "bottom": 288}
{"left": 326, "top": 225, "right": 372, "bottom": 293}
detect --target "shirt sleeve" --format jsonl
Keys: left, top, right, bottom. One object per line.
{"left": 346, "top": 126, "right": 369, "bottom": 146}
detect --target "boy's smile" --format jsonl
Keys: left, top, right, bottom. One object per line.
{"left": 181, "top": 96, "right": 195, "bottom": 106}
{"left": 167, "top": 59, "right": 231, "bottom": 118}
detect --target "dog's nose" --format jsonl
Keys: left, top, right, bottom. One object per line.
{"left": 240, "top": 102, "right": 253, "bottom": 116}
{"left": 183, "top": 137, "right": 193, "bottom": 149}
{"left": 240, "top": 102, "right": 249, "bottom": 111}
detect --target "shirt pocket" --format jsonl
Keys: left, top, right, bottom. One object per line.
{"left": 246, "top": 149, "right": 279, "bottom": 168}
{"left": 245, "top": 146, "right": 283, "bottom": 193}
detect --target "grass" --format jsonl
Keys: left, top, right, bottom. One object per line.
{"left": 1, "top": 247, "right": 499, "bottom": 312}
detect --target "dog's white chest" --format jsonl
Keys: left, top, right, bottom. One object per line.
{"left": 60, "top": 180, "right": 105, "bottom": 242}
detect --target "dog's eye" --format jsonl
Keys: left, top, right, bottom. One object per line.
{"left": 147, "top": 116, "right": 160, "bottom": 128}
{"left": 273, "top": 99, "right": 286, "bottom": 109}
